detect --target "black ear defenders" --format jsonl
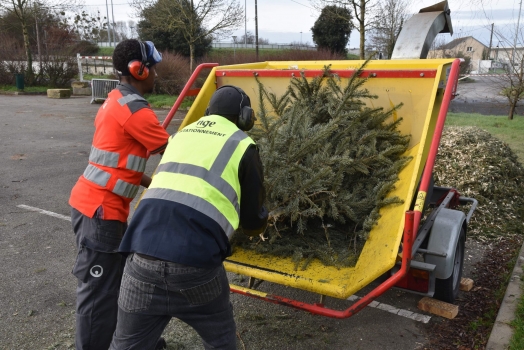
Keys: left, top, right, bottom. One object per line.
{"left": 127, "top": 41, "right": 149, "bottom": 81}
{"left": 205, "top": 85, "right": 256, "bottom": 131}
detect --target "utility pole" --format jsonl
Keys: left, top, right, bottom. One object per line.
{"left": 34, "top": 3, "right": 42, "bottom": 71}
{"left": 512, "top": 0, "right": 523, "bottom": 67}
{"left": 111, "top": 0, "right": 116, "bottom": 46}
{"left": 105, "top": 0, "right": 112, "bottom": 46}
{"left": 233, "top": 36, "right": 237, "bottom": 59}
{"left": 255, "top": 0, "right": 259, "bottom": 60}
{"left": 245, "top": 0, "right": 247, "bottom": 48}
{"left": 488, "top": 23, "right": 494, "bottom": 59}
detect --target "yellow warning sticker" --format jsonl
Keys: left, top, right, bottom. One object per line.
{"left": 414, "top": 191, "right": 427, "bottom": 213}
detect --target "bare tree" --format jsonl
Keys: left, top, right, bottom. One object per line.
{"left": 367, "top": 0, "right": 411, "bottom": 59}
{"left": 477, "top": 21, "right": 524, "bottom": 120}
{"left": 491, "top": 41, "right": 524, "bottom": 120}
{"left": 64, "top": 9, "right": 108, "bottom": 43}
{"left": 0, "top": 0, "right": 78, "bottom": 84}
{"left": 311, "top": 0, "right": 379, "bottom": 59}
{"left": 132, "top": 0, "right": 243, "bottom": 72}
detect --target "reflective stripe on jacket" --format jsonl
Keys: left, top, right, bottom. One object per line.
{"left": 143, "top": 115, "right": 255, "bottom": 238}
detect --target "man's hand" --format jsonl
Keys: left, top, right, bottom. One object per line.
{"left": 140, "top": 174, "right": 152, "bottom": 188}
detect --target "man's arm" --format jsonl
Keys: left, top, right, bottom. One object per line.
{"left": 238, "top": 145, "right": 268, "bottom": 236}
{"left": 124, "top": 108, "right": 169, "bottom": 155}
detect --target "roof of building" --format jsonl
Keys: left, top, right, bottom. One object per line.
{"left": 441, "top": 36, "right": 487, "bottom": 50}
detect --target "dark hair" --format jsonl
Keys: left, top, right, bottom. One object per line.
{"left": 113, "top": 39, "right": 143, "bottom": 76}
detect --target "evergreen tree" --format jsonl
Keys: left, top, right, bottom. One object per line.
{"left": 311, "top": 5, "right": 352, "bottom": 55}
{"left": 232, "top": 63, "right": 412, "bottom": 269}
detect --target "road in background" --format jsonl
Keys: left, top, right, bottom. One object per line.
{"left": 450, "top": 75, "right": 520, "bottom": 116}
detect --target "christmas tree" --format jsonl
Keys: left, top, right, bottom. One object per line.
{"left": 232, "top": 63, "right": 412, "bottom": 269}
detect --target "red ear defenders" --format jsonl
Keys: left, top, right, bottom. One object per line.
{"left": 128, "top": 41, "right": 149, "bottom": 81}
{"left": 204, "top": 85, "right": 256, "bottom": 131}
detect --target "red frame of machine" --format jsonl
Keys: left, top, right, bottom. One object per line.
{"left": 164, "top": 59, "right": 462, "bottom": 318}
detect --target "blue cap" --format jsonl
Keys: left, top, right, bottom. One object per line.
{"left": 144, "top": 41, "right": 162, "bottom": 67}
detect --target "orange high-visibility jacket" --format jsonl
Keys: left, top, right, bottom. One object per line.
{"left": 69, "top": 84, "right": 169, "bottom": 222}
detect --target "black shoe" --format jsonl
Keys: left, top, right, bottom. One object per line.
{"left": 155, "top": 337, "right": 167, "bottom": 350}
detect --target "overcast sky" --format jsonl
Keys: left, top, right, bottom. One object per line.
{"left": 87, "top": 0, "right": 524, "bottom": 49}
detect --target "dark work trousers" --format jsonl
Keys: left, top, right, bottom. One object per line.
{"left": 71, "top": 207, "right": 127, "bottom": 350}
{"left": 109, "top": 254, "right": 236, "bottom": 350}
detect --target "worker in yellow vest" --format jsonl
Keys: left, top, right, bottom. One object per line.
{"left": 110, "top": 85, "right": 268, "bottom": 350}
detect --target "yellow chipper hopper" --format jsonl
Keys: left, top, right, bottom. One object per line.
{"left": 154, "top": 0, "right": 477, "bottom": 318}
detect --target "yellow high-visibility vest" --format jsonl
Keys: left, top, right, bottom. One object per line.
{"left": 143, "top": 115, "right": 255, "bottom": 238}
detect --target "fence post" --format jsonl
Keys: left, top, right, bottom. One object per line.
{"left": 77, "top": 53, "right": 83, "bottom": 82}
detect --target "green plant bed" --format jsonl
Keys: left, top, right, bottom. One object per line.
{"left": 0, "top": 85, "right": 52, "bottom": 92}
{"left": 145, "top": 94, "right": 194, "bottom": 110}
{"left": 96, "top": 47, "right": 115, "bottom": 56}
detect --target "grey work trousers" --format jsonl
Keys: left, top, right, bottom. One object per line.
{"left": 109, "top": 254, "right": 237, "bottom": 350}
{"left": 71, "top": 207, "right": 127, "bottom": 350}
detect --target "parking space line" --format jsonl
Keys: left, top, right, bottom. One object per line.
{"left": 17, "top": 204, "right": 71, "bottom": 222}
{"left": 15, "top": 204, "right": 432, "bottom": 324}
{"left": 347, "top": 295, "right": 431, "bottom": 323}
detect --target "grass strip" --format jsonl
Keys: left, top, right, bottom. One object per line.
{"left": 510, "top": 285, "right": 524, "bottom": 349}
{"left": 0, "top": 85, "right": 51, "bottom": 92}
{"left": 145, "top": 94, "right": 194, "bottom": 110}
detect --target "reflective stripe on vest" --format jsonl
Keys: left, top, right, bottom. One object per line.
{"left": 83, "top": 164, "right": 111, "bottom": 187}
{"left": 154, "top": 162, "right": 240, "bottom": 215}
{"left": 127, "top": 154, "right": 147, "bottom": 172}
{"left": 118, "top": 94, "right": 147, "bottom": 106}
{"left": 146, "top": 115, "right": 255, "bottom": 238}
{"left": 89, "top": 146, "right": 119, "bottom": 167}
{"left": 113, "top": 179, "right": 140, "bottom": 198}
{"left": 210, "top": 130, "right": 248, "bottom": 175}
{"left": 83, "top": 164, "right": 140, "bottom": 199}
{"left": 144, "top": 188, "right": 235, "bottom": 237}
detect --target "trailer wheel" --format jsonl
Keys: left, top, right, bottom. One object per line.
{"left": 434, "top": 228, "right": 465, "bottom": 303}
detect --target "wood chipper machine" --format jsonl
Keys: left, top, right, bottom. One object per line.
{"left": 154, "top": 0, "right": 477, "bottom": 319}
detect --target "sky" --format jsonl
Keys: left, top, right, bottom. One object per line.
{"left": 84, "top": 0, "right": 524, "bottom": 49}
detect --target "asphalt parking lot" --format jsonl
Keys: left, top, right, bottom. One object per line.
{"left": 0, "top": 94, "right": 485, "bottom": 350}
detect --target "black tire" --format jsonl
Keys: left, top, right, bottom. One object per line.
{"left": 433, "top": 228, "right": 465, "bottom": 303}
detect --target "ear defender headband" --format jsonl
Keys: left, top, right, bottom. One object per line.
{"left": 128, "top": 41, "right": 149, "bottom": 81}
{"left": 204, "top": 85, "right": 256, "bottom": 131}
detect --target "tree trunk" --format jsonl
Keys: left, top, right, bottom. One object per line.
{"left": 508, "top": 100, "right": 516, "bottom": 120}
{"left": 189, "top": 42, "right": 195, "bottom": 73}
{"left": 359, "top": 0, "right": 365, "bottom": 60}
{"left": 360, "top": 26, "right": 365, "bottom": 59}
{"left": 21, "top": 17, "right": 34, "bottom": 84}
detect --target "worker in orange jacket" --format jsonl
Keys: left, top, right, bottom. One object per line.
{"left": 69, "top": 39, "right": 169, "bottom": 350}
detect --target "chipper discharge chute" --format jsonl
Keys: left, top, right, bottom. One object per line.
{"left": 156, "top": 0, "right": 476, "bottom": 319}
